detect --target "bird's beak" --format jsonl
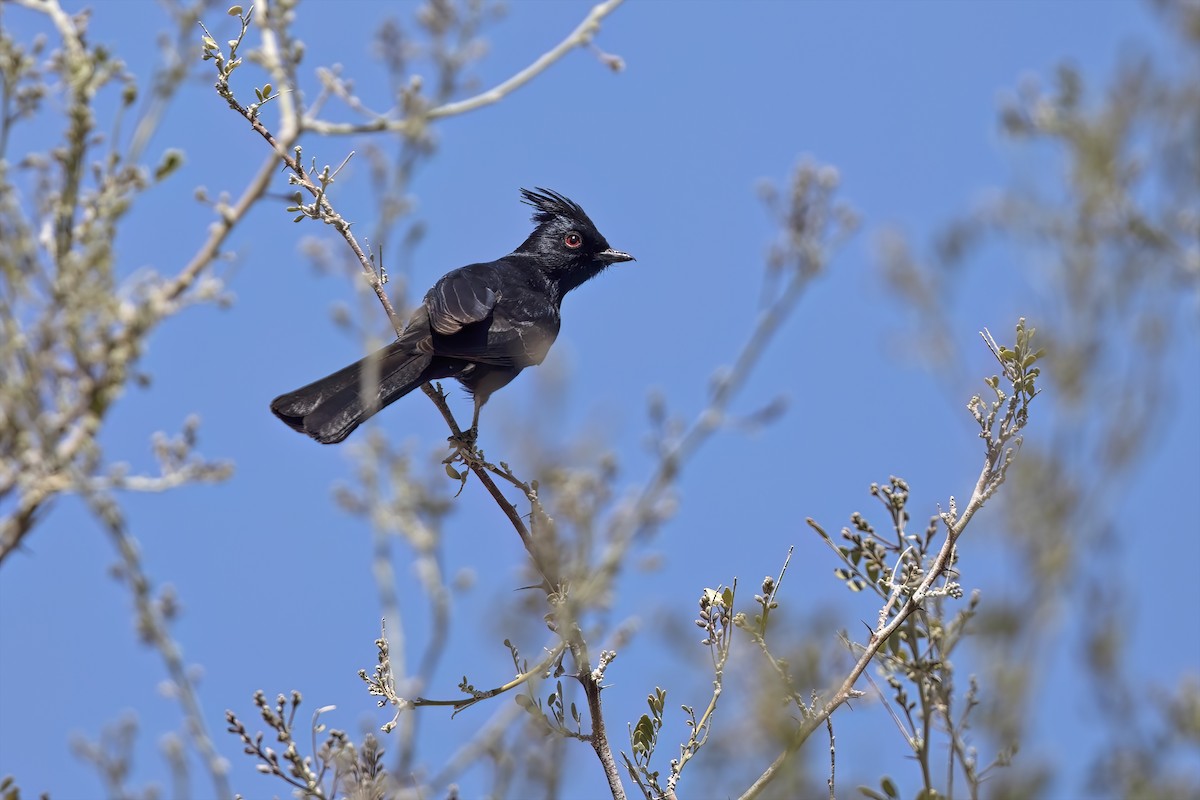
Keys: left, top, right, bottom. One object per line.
{"left": 598, "top": 248, "right": 635, "bottom": 264}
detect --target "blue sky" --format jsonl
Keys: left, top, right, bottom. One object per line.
{"left": 1, "top": 1, "right": 1197, "bottom": 798}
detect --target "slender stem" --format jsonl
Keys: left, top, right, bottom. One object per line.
{"left": 427, "top": 0, "right": 625, "bottom": 120}
{"left": 303, "top": 0, "right": 628, "bottom": 136}
{"left": 421, "top": 384, "right": 536, "bottom": 552}
{"left": 583, "top": 668, "right": 626, "bottom": 800}
{"left": 826, "top": 715, "right": 836, "bottom": 800}
{"left": 409, "top": 643, "right": 566, "bottom": 712}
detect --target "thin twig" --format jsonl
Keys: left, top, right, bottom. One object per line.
{"left": 582, "top": 651, "right": 626, "bottom": 800}
{"left": 827, "top": 714, "right": 836, "bottom": 800}
{"left": 411, "top": 643, "right": 567, "bottom": 714}
{"left": 303, "top": 0, "right": 628, "bottom": 136}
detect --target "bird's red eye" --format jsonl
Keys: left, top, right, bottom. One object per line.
{"left": 564, "top": 232, "right": 583, "bottom": 249}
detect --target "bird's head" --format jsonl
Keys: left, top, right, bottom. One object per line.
{"left": 515, "top": 188, "right": 633, "bottom": 290}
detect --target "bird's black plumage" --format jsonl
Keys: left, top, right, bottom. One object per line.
{"left": 271, "top": 188, "right": 634, "bottom": 444}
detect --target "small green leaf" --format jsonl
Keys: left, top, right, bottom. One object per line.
{"left": 632, "top": 714, "right": 655, "bottom": 752}
{"left": 648, "top": 688, "right": 665, "bottom": 715}
{"left": 228, "top": 5, "right": 244, "bottom": 16}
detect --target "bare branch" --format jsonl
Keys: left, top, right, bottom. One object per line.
{"left": 303, "top": 0, "right": 628, "bottom": 136}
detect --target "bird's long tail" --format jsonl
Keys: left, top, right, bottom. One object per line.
{"left": 270, "top": 340, "right": 435, "bottom": 444}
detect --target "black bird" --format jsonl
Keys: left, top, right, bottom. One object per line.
{"left": 271, "top": 188, "right": 634, "bottom": 444}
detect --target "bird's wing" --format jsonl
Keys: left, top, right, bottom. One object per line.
{"left": 424, "top": 264, "right": 557, "bottom": 368}
{"left": 426, "top": 267, "right": 499, "bottom": 335}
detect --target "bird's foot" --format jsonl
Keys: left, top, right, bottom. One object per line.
{"left": 441, "top": 428, "right": 481, "bottom": 495}
{"left": 444, "top": 426, "right": 480, "bottom": 463}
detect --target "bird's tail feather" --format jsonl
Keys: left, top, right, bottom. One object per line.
{"left": 270, "top": 341, "right": 434, "bottom": 444}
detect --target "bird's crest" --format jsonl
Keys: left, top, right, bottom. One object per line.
{"left": 520, "top": 187, "right": 593, "bottom": 228}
